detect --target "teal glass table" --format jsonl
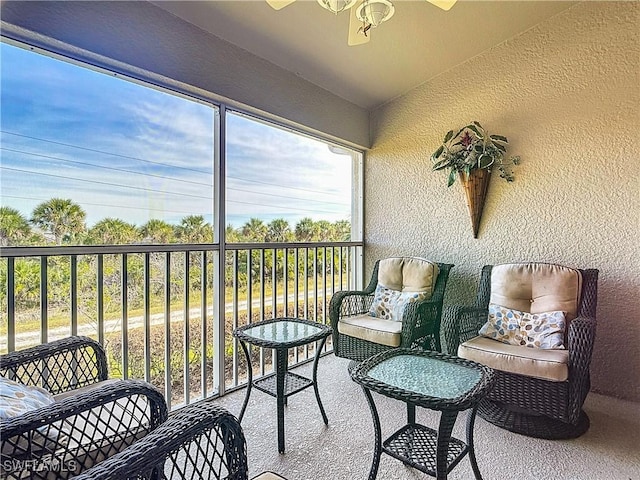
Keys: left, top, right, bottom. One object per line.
{"left": 233, "top": 317, "right": 332, "bottom": 453}
{"left": 351, "top": 349, "right": 495, "bottom": 480}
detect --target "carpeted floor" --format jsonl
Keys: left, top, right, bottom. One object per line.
{"left": 213, "top": 354, "right": 640, "bottom": 480}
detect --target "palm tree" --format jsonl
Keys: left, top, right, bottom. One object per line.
{"left": 333, "top": 220, "right": 351, "bottom": 241}
{"left": 175, "top": 215, "right": 213, "bottom": 243}
{"left": 88, "top": 218, "right": 140, "bottom": 244}
{"left": 140, "top": 219, "right": 175, "bottom": 243}
{"left": 31, "top": 198, "right": 86, "bottom": 244}
{"left": 225, "top": 224, "right": 241, "bottom": 243}
{"left": 0, "top": 207, "right": 32, "bottom": 246}
{"left": 294, "top": 217, "right": 316, "bottom": 242}
{"left": 314, "top": 220, "right": 334, "bottom": 241}
{"left": 266, "top": 218, "right": 292, "bottom": 243}
{"left": 241, "top": 218, "right": 267, "bottom": 242}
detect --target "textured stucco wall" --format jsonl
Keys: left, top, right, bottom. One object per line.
{"left": 0, "top": 1, "right": 369, "bottom": 148}
{"left": 368, "top": 2, "right": 639, "bottom": 401}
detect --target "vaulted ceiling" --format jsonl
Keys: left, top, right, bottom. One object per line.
{"left": 153, "top": 1, "right": 576, "bottom": 110}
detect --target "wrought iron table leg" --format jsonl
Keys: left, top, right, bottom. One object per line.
{"left": 238, "top": 340, "right": 252, "bottom": 422}
{"left": 407, "top": 402, "right": 416, "bottom": 424}
{"left": 436, "top": 410, "right": 458, "bottom": 480}
{"left": 466, "top": 406, "right": 483, "bottom": 480}
{"left": 312, "top": 336, "right": 329, "bottom": 424}
{"left": 276, "top": 347, "right": 287, "bottom": 453}
{"left": 362, "top": 386, "right": 382, "bottom": 480}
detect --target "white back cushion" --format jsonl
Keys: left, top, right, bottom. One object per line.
{"left": 378, "top": 257, "right": 439, "bottom": 295}
{"left": 490, "top": 263, "right": 582, "bottom": 321}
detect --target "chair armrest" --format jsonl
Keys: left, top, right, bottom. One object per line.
{"left": 73, "top": 402, "right": 248, "bottom": 480}
{"left": 441, "top": 306, "right": 487, "bottom": 354}
{"left": 1, "top": 379, "right": 167, "bottom": 478}
{"left": 396, "top": 296, "right": 442, "bottom": 348}
{"left": 329, "top": 290, "right": 374, "bottom": 327}
{"left": 567, "top": 316, "right": 597, "bottom": 364}
{"left": 0, "top": 336, "right": 108, "bottom": 395}
{"left": 566, "top": 316, "right": 596, "bottom": 423}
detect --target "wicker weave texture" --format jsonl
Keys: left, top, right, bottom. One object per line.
{"left": 74, "top": 401, "right": 249, "bottom": 480}
{"left": 0, "top": 336, "right": 108, "bottom": 395}
{"left": 352, "top": 349, "right": 494, "bottom": 480}
{"left": 442, "top": 264, "right": 599, "bottom": 439}
{"left": 351, "top": 349, "right": 495, "bottom": 411}
{"left": 330, "top": 262, "right": 453, "bottom": 361}
{"left": 0, "top": 337, "right": 168, "bottom": 479}
{"left": 234, "top": 319, "right": 330, "bottom": 454}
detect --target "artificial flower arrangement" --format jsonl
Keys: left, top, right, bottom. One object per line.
{"left": 431, "top": 121, "right": 520, "bottom": 187}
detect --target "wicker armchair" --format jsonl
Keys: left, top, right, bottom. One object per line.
{"left": 74, "top": 401, "right": 249, "bottom": 480}
{"left": 0, "top": 336, "right": 168, "bottom": 479}
{"left": 443, "top": 263, "right": 598, "bottom": 439}
{"left": 330, "top": 258, "right": 453, "bottom": 362}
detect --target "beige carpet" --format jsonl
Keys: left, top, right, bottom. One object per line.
{"left": 213, "top": 354, "right": 640, "bottom": 480}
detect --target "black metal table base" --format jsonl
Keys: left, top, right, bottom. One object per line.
{"left": 237, "top": 336, "right": 329, "bottom": 453}
{"left": 363, "top": 387, "right": 484, "bottom": 480}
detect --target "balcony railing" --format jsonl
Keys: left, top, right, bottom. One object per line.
{"left": 0, "top": 241, "right": 363, "bottom": 408}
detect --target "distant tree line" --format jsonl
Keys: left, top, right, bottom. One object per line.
{"left": 0, "top": 198, "right": 351, "bottom": 247}
{"left": 0, "top": 198, "right": 352, "bottom": 319}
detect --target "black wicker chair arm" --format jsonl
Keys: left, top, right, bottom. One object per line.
{"left": 0, "top": 336, "right": 108, "bottom": 394}
{"left": 73, "top": 401, "right": 249, "bottom": 480}
{"left": 0, "top": 379, "right": 168, "bottom": 439}
{"left": 566, "top": 316, "right": 596, "bottom": 424}
{"left": 329, "top": 290, "right": 375, "bottom": 324}
{"left": 567, "top": 316, "right": 597, "bottom": 382}
{"left": 398, "top": 297, "right": 439, "bottom": 343}
{"left": 455, "top": 307, "right": 488, "bottom": 345}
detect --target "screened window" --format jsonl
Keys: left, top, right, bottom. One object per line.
{"left": 0, "top": 42, "right": 216, "bottom": 246}
{"left": 225, "top": 111, "right": 361, "bottom": 243}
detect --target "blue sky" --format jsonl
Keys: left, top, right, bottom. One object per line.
{"left": 0, "top": 42, "right": 353, "bottom": 230}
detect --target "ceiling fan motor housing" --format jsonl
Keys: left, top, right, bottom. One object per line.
{"left": 317, "top": 0, "right": 358, "bottom": 14}
{"left": 356, "top": 0, "right": 395, "bottom": 27}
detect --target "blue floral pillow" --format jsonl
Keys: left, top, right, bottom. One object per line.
{"left": 479, "top": 303, "right": 566, "bottom": 349}
{"left": 369, "top": 285, "right": 429, "bottom": 321}
{"left": 0, "top": 377, "right": 54, "bottom": 419}
{"left": 0, "top": 377, "right": 63, "bottom": 455}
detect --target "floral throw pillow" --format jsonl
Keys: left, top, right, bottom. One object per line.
{"left": 479, "top": 303, "right": 567, "bottom": 349}
{"left": 0, "top": 377, "right": 55, "bottom": 419}
{"left": 0, "top": 377, "right": 63, "bottom": 455}
{"left": 369, "top": 284, "right": 429, "bottom": 322}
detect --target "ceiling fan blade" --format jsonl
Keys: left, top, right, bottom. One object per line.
{"left": 426, "top": 0, "right": 457, "bottom": 11}
{"left": 348, "top": 0, "right": 370, "bottom": 46}
{"left": 266, "top": 0, "right": 296, "bottom": 10}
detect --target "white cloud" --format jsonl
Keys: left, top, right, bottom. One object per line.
{"left": 1, "top": 43, "right": 355, "bottom": 231}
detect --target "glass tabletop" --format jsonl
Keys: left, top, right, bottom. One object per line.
{"left": 367, "top": 354, "right": 483, "bottom": 400}
{"left": 240, "top": 320, "right": 326, "bottom": 344}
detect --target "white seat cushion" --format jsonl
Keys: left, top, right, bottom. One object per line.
{"left": 338, "top": 314, "right": 403, "bottom": 347}
{"left": 458, "top": 336, "right": 569, "bottom": 382}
